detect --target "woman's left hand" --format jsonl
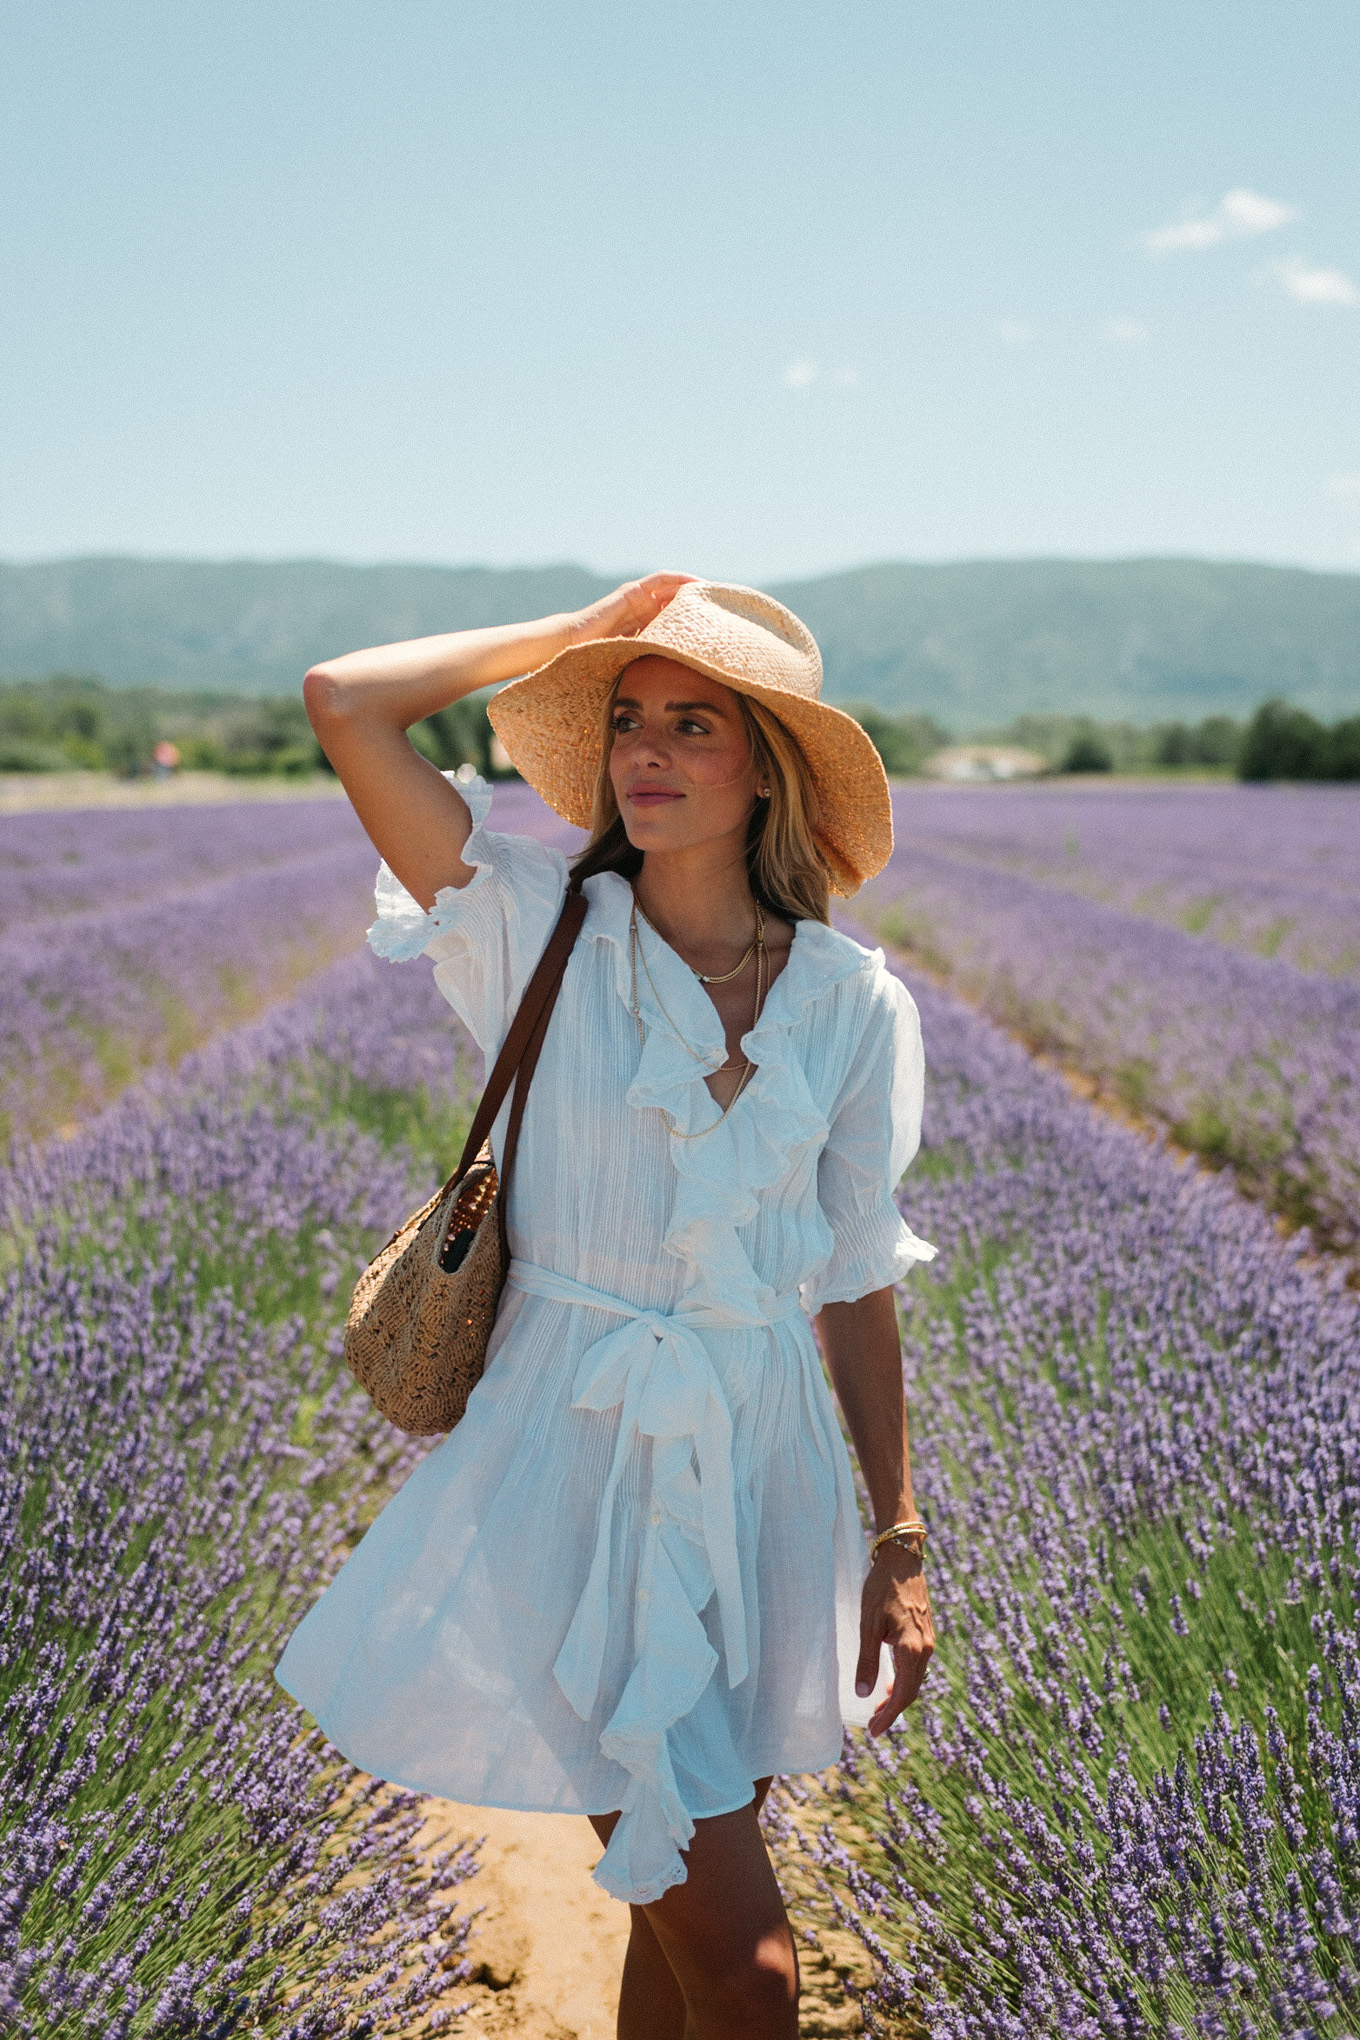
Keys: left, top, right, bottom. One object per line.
{"left": 855, "top": 1547, "right": 934, "bottom": 1736}
{"left": 565, "top": 571, "right": 698, "bottom": 647}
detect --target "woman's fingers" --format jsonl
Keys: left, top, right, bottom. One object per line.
{"left": 570, "top": 572, "right": 699, "bottom": 645}
{"left": 868, "top": 1639, "right": 933, "bottom": 1736}
{"left": 854, "top": 1612, "right": 884, "bottom": 1700}
{"left": 615, "top": 572, "right": 698, "bottom": 633}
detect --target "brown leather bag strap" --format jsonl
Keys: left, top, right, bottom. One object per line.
{"left": 493, "top": 921, "right": 574, "bottom": 1262}
{"left": 443, "top": 886, "right": 587, "bottom": 1198}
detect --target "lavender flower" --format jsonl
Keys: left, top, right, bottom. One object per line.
{"left": 774, "top": 921, "right": 1360, "bottom": 2038}
{"left": 1, "top": 940, "right": 481, "bottom": 2035}
{"left": 859, "top": 788, "right": 1360, "bottom": 1249}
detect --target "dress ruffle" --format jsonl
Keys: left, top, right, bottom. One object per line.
{"left": 366, "top": 772, "right": 499, "bottom": 962}
{"left": 355, "top": 853, "right": 932, "bottom": 1905}
{"left": 566, "top": 882, "right": 928, "bottom": 1900}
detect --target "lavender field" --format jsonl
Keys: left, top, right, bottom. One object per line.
{"left": 774, "top": 934, "right": 1360, "bottom": 2039}
{"left": 2, "top": 950, "right": 484, "bottom": 2037}
{"left": 860, "top": 784, "right": 1360, "bottom": 1253}
{"left": 0, "top": 800, "right": 377, "bottom": 1143}
{"left": 4, "top": 782, "right": 1358, "bottom": 2037}
{"left": 890, "top": 782, "right": 1360, "bottom": 978}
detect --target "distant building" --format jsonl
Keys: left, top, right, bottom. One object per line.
{"left": 924, "top": 745, "right": 1047, "bottom": 783}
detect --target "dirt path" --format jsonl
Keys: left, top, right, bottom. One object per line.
{"left": 415, "top": 1795, "right": 868, "bottom": 2037}
{"left": 421, "top": 1801, "right": 630, "bottom": 2038}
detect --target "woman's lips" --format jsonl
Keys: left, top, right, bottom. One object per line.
{"left": 626, "top": 787, "right": 684, "bottom": 807}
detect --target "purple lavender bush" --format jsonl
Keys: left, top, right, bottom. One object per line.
{"left": 858, "top": 838, "right": 1360, "bottom": 1252}
{"left": 0, "top": 798, "right": 365, "bottom": 935}
{"left": 890, "top": 782, "right": 1360, "bottom": 978}
{"left": 777, "top": 936, "right": 1360, "bottom": 2037}
{"left": 0, "top": 952, "right": 482, "bottom": 2038}
{"left": 0, "top": 810, "right": 379, "bottom": 1144}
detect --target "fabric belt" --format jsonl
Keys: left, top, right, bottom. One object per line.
{"left": 505, "top": 1260, "right": 808, "bottom": 1904}
{"left": 506, "top": 1262, "right": 802, "bottom": 1713}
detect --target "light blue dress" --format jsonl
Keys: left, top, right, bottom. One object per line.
{"left": 276, "top": 777, "right": 933, "bottom": 1905}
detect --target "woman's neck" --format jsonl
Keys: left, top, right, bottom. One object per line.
{"left": 632, "top": 843, "right": 758, "bottom": 958}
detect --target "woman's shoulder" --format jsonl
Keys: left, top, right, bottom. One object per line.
{"left": 788, "top": 918, "right": 915, "bottom": 1016}
{"left": 368, "top": 771, "right": 568, "bottom": 965}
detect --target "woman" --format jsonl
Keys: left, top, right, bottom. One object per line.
{"left": 278, "top": 575, "right": 936, "bottom": 2039}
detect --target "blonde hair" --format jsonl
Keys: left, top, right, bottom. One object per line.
{"left": 569, "top": 671, "right": 832, "bottom": 924}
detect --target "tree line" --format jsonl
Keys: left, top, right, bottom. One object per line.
{"left": 0, "top": 673, "right": 1355, "bottom": 784}
{"left": 857, "top": 701, "right": 1360, "bottom": 780}
{"left": 0, "top": 674, "right": 503, "bottom": 780}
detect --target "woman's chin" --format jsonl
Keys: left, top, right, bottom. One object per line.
{"left": 616, "top": 800, "right": 751, "bottom": 860}
{"left": 619, "top": 809, "right": 683, "bottom": 851}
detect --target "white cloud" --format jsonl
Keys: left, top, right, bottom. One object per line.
{"left": 996, "top": 317, "right": 1033, "bottom": 345}
{"left": 1325, "top": 472, "right": 1360, "bottom": 497}
{"left": 1141, "top": 187, "right": 1299, "bottom": 255}
{"left": 1265, "top": 255, "right": 1358, "bottom": 306}
{"left": 782, "top": 358, "right": 817, "bottom": 389}
{"left": 1105, "top": 316, "right": 1149, "bottom": 345}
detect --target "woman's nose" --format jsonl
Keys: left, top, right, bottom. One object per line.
{"left": 628, "top": 728, "right": 672, "bottom": 768}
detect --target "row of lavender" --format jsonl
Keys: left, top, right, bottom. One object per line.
{"left": 1, "top": 951, "right": 483, "bottom": 2039}
{"left": 891, "top": 782, "right": 1360, "bottom": 978}
{"left": 777, "top": 933, "right": 1360, "bottom": 2037}
{"left": 859, "top": 818, "right": 1360, "bottom": 1252}
{"left": 8, "top": 781, "right": 1357, "bottom": 2035}
{"left": 0, "top": 799, "right": 375, "bottom": 1143}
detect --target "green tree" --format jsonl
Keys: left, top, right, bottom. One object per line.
{"left": 1328, "top": 715, "right": 1360, "bottom": 780}
{"left": 1192, "top": 715, "right": 1243, "bottom": 767}
{"left": 1239, "top": 699, "right": 1331, "bottom": 781}
{"left": 842, "top": 705, "right": 950, "bottom": 776}
{"left": 1061, "top": 733, "right": 1113, "bottom": 772}
{"left": 1155, "top": 722, "right": 1194, "bottom": 767}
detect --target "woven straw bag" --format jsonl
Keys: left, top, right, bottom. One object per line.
{"left": 344, "top": 891, "right": 586, "bottom": 1434}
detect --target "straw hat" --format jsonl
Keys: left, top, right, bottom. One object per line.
{"left": 487, "top": 581, "right": 892, "bottom": 894}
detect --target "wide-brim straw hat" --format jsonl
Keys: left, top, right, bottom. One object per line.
{"left": 487, "top": 580, "right": 892, "bottom": 895}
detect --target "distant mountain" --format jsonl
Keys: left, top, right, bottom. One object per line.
{"left": 1, "top": 555, "right": 1357, "bottom": 726}
{"left": 776, "top": 558, "right": 1360, "bottom": 725}
{"left": 0, "top": 558, "right": 614, "bottom": 699}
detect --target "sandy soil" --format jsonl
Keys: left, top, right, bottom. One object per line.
{"left": 414, "top": 1793, "right": 869, "bottom": 2038}
{"left": 0, "top": 768, "right": 346, "bottom": 811}
{"left": 419, "top": 1801, "right": 630, "bottom": 2039}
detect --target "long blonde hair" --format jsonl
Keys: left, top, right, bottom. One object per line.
{"left": 569, "top": 672, "right": 831, "bottom": 924}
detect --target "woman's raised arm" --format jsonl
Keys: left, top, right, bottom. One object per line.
{"left": 303, "top": 572, "right": 696, "bottom": 908}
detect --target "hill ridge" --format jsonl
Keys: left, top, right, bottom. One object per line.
{"left": 2, "top": 554, "right": 1356, "bottom": 725}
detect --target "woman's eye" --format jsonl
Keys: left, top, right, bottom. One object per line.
{"left": 611, "top": 714, "right": 638, "bottom": 733}
{"left": 677, "top": 719, "right": 708, "bottom": 736}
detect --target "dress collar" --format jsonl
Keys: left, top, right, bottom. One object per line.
{"left": 581, "top": 869, "right": 871, "bottom": 1052}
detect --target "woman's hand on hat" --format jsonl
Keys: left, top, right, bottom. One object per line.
{"left": 567, "top": 572, "right": 698, "bottom": 648}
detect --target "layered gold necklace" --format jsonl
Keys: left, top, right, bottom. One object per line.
{"left": 629, "top": 895, "right": 767, "bottom": 1139}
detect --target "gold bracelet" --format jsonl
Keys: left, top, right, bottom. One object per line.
{"left": 871, "top": 1520, "right": 928, "bottom": 1563}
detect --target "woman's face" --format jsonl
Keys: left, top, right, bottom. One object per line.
{"left": 607, "top": 656, "right": 762, "bottom": 859}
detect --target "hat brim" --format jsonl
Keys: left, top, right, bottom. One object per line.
{"left": 487, "top": 636, "right": 892, "bottom": 895}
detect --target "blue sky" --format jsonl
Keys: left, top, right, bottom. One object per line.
{"left": 2, "top": 0, "right": 1358, "bottom": 580}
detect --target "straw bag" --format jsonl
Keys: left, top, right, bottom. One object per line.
{"left": 345, "top": 890, "right": 587, "bottom": 1434}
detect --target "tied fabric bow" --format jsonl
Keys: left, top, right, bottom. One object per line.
{"left": 506, "top": 1265, "right": 802, "bottom": 1716}
{"left": 506, "top": 1262, "right": 804, "bottom": 1903}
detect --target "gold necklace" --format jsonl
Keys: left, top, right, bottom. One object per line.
{"left": 629, "top": 900, "right": 767, "bottom": 1139}
{"left": 633, "top": 898, "right": 762, "bottom": 984}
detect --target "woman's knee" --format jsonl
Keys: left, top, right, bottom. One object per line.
{"left": 702, "top": 1936, "right": 798, "bottom": 2035}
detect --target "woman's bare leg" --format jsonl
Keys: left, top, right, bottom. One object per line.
{"left": 589, "top": 1778, "right": 794, "bottom": 2040}
{"left": 609, "top": 1905, "right": 687, "bottom": 2040}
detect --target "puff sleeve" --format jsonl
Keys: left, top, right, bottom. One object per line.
{"left": 366, "top": 772, "right": 569, "bottom": 1060}
{"left": 800, "top": 965, "right": 936, "bottom": 1315}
